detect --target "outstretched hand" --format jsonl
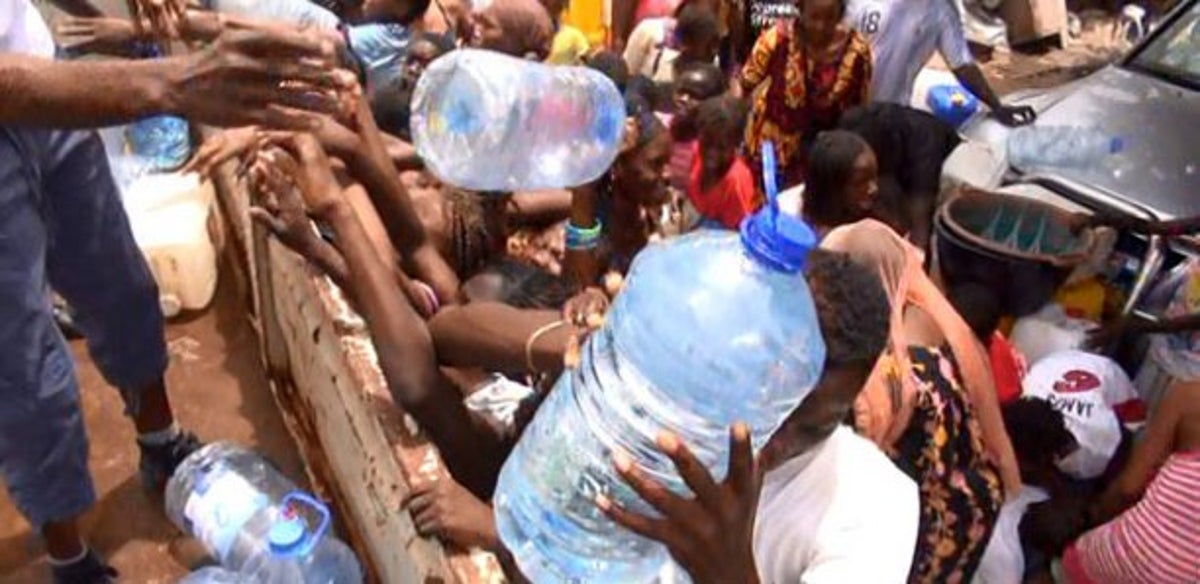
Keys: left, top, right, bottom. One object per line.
{"left": 248, "top": 148, "right": 323, "bottom": 255}
{"left": 56, "top": 16, "right": 142, "bottom": 54}
{"left": 993, "top": 104, "right": 1037, "bottom": 127}
{"left": 563, "top": 286, "right": 610, "bottom": 330}
{"left": 183, "top": 126, "right": 262, "bottom": 177}
{"left": 403, "top": 476, "right": 501, "bottom": 550}
{"left": 169, "top": 28, "right": 357, "bottom": 130}
{"left": 597, "top": 424, "right": 762, "bottom": 584}
{"left": 261, "top": 133, "right": 345, "bottom": 218}
{"left": 125, "top": 0, "right": 188, "bottom": 39}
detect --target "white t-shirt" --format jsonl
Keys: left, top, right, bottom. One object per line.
{"left": 0, "top": 0, "right": 55, "bottom": 58}
{"left": 846, "top": 0, "right": 974, "bottom": 105}
{"left": 972, "top": 486, "right": 1050, "bottom": 584}
{"left": 753, "top": 425, "right": 918, "bottom": 583}
{"left": 1022, "top": 350, "right": 1145, "bottom": 480}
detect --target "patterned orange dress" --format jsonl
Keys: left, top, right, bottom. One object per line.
{"left": 741, "top": 21, "right": 873, "bottom": 188}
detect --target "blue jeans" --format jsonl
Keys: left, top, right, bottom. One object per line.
{"left": 0, "top": 127, "right": 167, "bottom": 528}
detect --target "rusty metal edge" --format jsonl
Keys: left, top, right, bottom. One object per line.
{"left": 209, "top": 157, "right": 504, "bottom": 584}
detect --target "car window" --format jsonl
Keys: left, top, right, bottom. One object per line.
{"left": 1131, "top": 1, "right": 1200, "bottom": 89}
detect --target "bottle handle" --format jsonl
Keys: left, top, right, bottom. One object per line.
{"left": 761, "top": 141, "right": 780, "bottom": 226}
{"left": 281, "top": 491, "right": 332, "bottom": 556}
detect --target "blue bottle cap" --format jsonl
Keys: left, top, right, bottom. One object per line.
{"left": 742, "top": 139, "right": 817, "bottom": 273}
{"left": 739, "top": 207, "right": 817, "bottom": 273}
{"left": 1109, "top": 137, "right": 1125, "bottom": 154}
{"left": 267, "top": 511, "right": 310, "bottom": 556}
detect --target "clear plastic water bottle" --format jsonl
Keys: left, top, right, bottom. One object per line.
{"left": 165, "top": 443, "right": 363, "bottom": 583}
{"left": 1007, "top": 125, "right": 1124, "bottom": 171}
{"left": 493, "top": 199, "right": 827, "bottom": 581}
{"left": 237, "top": 493, "right": 363, "bottom": 584}
{"left": 128, "top": 115, "right": 193, "bottom": 172}
{"left": 178, "top": 566, "right": 250, "bottom": 584}
{"left": 411, "top": 49, "right": 626, "bottom": 191}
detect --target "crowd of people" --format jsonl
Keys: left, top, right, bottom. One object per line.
{"left": 2, "top": 0, "right": 1198, "bottom": 583}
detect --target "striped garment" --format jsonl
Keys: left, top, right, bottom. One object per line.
{"left": 1075, "top": 451, "right": 1200, "bottom": 583}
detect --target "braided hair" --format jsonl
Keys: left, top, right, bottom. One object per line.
{"left": 444, "top": 187, "right": 505, "bottom": 278}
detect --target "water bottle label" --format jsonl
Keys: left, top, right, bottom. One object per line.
{"left": 184, "top": 470, "right": 270, "bottom": 561}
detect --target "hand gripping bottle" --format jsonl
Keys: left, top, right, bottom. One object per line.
{"left": 493, "top": 142, "right": 826, "bottom": 582}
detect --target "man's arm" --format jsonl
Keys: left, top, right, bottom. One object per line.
{"left": 952, "top": 63, "right": 1035, "bottom": 126}
{"left": 1090, "top": 213, "right": 1200, "bottom": 237}
{"left": 1129, "top": 312, "right": 1200, "bottom": 335}
{"left": 0, "top": 54, "right": 168, "bottom": 126}
{"left": 428, "top": 303, "right": 570, "bottom": 375}
{"left": 272, "top": 136, "right": 503, "bottom": 496}
{"left": 0, "top": 29, "right": 349, "bottom": 129}
{"left": 48, "top": 0, "right": 104, "bottom": 17}
{"left": 337, "top": 100, "right": 463, "bottom": 304}
{"left": 936, "top": 6, "right": 1034, "bottom": 127}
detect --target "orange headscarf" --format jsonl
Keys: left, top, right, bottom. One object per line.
{"left": 821, "top": 219, "right": 1022, "bottom": 496}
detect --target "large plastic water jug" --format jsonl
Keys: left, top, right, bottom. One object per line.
{"left": 411, "top": 49, "right": 626, "bottom": 191}
{"left": 1007, "top": 126, "right": 1124, "bottom": 172}
{"left": 237, "top": 492, "right": 363, "bottom": 583}
{"left": 165, "top": 443, "right": 363, "bottom": 583}
{"left": 493, "top": 182, "right": 827, "bottom": 580}
{"left": 121, "top": 172, "right": 218, "bottom": 316}
{"left": 178, "top": 566, "right": 249, "bottom": 583}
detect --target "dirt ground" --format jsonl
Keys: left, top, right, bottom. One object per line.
{"left": 0, "top": 272, "right": 307, "bottom": 584}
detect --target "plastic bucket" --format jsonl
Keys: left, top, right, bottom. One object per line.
{"left": 936, "top": 189, "right": 1096, "bottom": 316}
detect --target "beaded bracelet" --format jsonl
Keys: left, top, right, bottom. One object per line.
{"left": 565, "top": 220, "right": 604, "bottom": 250}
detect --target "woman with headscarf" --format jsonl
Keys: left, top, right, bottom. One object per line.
{"left": 739, "top": 0, "right": 871, "bottom": 190}
{"left": 563, "top": 81, "right": 672, "bottom": 288}
{"left": 470, "top": 0, "right": 555, "bottom": 59}
{"left": 820, "top": 219, "right": 1021, "bottom": 583}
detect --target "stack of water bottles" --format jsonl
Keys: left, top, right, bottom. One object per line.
{"left": 410, "top": 49, "right": 626, "bottom": 191}
{"left": 166, "top": 443, "right": 363, "bottom": 584}
{"left": 493, "top": 144, "right": 828, "bottom": 581}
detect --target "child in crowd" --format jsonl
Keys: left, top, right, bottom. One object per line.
{"left": 369, "top": 32, "right": 456, "bottom": 141}
{"left": 685, "top": 95, "right": 759, "bottom": 230}
{"left": 623, "top": 2, "right": 720, "bottom": 84}
{"left": 667, "top": 62, "right": 726, "bottom": 193}
{"left": 1022, "top": 349, "right": 1144, "bottom": 485}
{"left": 973, "top": 398, "right": 1079, "bottom": 584}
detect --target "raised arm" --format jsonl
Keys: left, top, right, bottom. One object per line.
{"left": 0, "top": 29, "right": 350, "bottom": 128}
{"left": 269, "top": 135, "right": 503, "bottom": 496}
{"left": 330, "top": 99, "right": 464, "bottom": 304}
{"left": 1091, "top": 383, "right": 1196, "bottom": 523}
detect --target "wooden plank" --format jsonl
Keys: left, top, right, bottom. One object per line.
{"left": 211, "top": 158, "right": 505, "bottom": 583}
